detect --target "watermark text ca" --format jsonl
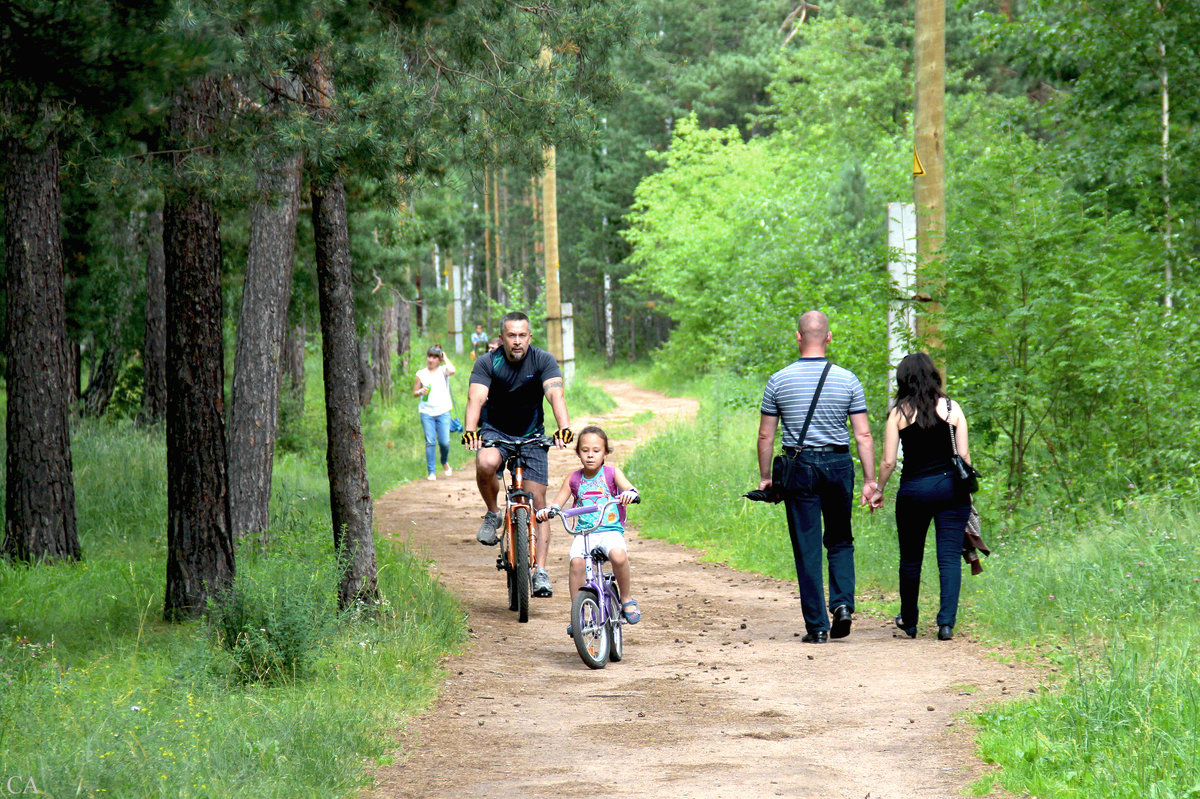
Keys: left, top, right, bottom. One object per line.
{"left": 4, "top": 776, "right": 39, "bottom": 795}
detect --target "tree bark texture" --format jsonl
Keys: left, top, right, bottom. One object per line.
{"left": 81, "top": 345, "right": 121, "bottom": 417}
{"left": 312, "top": 174, "right": 378, "bottom": 609}
{"left": 396, "top": 294, "right": 411, "bottom": 373}
{"left": 81, "top": 213, "right": 140, "bottom": 418}
{"left": 283, "top": 321, "right": 306, "bottom": 412}
{"left": 373, "top": 305, "right": 393, "bottom": 402}
{"left": 228, "top": 150, "right": 302, "bottom": 544}
{"left": 138, "top": 202, "right": 167, "bottom": 426}
{"left": 2, "top": 123, "right": 80, "bottom": 562}
{"left": 162, "top": 77, "right": 235, "bottom": 621}
{"left": 357, "top": 332, "right": 376, "bottom": 408}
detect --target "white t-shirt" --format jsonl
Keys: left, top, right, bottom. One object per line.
{"left": 416, "top": 366, "right": 453, "bottom": 416}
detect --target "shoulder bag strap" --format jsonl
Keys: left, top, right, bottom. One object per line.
{"left": 946, "top": 397, "right": 960, "bottom": 456}
{"left": 795, "top": 361, "right": 834, "bottom": 448}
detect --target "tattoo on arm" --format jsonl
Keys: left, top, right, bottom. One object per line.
{"left": 544, "top": 378, "right": 564, "bottom": 391}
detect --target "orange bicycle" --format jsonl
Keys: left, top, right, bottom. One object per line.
{"left": 480, "top": 433, "right": 554, "bottom": 623}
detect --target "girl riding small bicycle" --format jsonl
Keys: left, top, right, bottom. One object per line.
{"left": 536, "top": 425, "right": 642, "bottom": 624}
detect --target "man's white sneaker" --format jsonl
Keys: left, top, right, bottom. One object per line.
{"left": 426, "top": 473, "right": 436, "bottom": 481}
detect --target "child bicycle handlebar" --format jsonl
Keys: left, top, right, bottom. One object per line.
{"left": 542, "top": 494, "right": 640, "bottom": 533}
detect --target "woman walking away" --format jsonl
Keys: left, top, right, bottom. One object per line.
{"left": 875, "top": 353, "right": 973, "bottom": 641}
{"left": 413, "top": 346, "right": 457, "bottom": 480}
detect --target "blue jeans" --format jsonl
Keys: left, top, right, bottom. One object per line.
{"left": 895, "top": 470, "right": 971, "bottom": 628}
{"left": 781, "top": 451, "right": 856, "bottom": 634}
{"left": 420, "top": 412, "right": 451, "bottom": 474}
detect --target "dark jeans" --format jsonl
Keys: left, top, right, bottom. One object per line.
{"left": 781, "top": 451, "right": 855, "bottom": 634}
{"left": 895, "top": 470, "right": 971, "bottom": 628}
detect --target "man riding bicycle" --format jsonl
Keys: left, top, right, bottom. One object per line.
{"left": 462, "top": 311, "right": 572, "bottom": 598}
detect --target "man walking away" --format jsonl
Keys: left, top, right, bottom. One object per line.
{"left": 756, "top": 311, "right": 880, "bottom": 642}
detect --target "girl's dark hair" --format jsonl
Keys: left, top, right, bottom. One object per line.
{"left": 574, "top": 425, "right": 613, "bottom": 455}
{"left": 893, "top": 352, "right": 945, "bottom": 428}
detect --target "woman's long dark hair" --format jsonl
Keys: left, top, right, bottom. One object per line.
{"left": 893, "top": 352, "right": 945, "bottom": 428}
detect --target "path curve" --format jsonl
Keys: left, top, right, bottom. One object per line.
{"left": 368, "top": 379, "right": 1032, "bottom": 799}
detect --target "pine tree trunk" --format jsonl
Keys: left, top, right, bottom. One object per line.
{"left": 2, "top": 117, "right": 80, "bottom": 563}
{"left": 396, "top": 295, "right": 411, "bottom": 374}
{"left": 228, "top": 150, "right": 302, "bottom": 544}
{"left": 357, "top": 332, "right": 376, "bottom": 408}
{"left": 81, "top": 345, "right": 121, "bottom": 417}
{"left": 283, "top": 321, "right": 306, "bottom": 412}
{"left": 312, "top": 173, "right": 378, "bottom": 609}
{"left": 68, "top": 339, "right": 82, "bottom": 407}
{"left": 138, "top": 202, "right": 167, "bottom": 426}
{"left": 374, "top": 305, "right": 393, "bottom": 401}
{"left": 82, "top": 214, "right": 140, "bottom": 419}
{"left": 162, "top": 77, "right": 235, "bottom": 621}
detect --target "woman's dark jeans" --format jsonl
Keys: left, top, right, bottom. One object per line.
{"left": 895, "top": 470, "right": 971, "bottom": 629}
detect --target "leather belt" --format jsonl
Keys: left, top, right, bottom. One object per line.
{"left": 784, "top": 444, "right": 849, "bottom": 454}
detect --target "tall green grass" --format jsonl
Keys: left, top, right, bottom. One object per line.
{"left": 969, "top": 503, "right": 1200, "bottom": 799}
{"left": 0, "top": 364, "right": 467, "bottom": 797}
{"left": 621, "top": 376, "right": 1200, "bottom": 799}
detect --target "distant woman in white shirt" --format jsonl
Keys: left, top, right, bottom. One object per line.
{"left": 413, "top": 345, "right": 457, "bottom": 480}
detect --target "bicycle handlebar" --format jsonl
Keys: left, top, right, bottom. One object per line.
{"left": 549, "top": 495, "right": 641, "bottom": 532}
{"left": 479, "top": 434, "right": 556, "bottom": 450}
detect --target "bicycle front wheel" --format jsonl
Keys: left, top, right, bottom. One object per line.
{"left": 605, "top": 579, "right": 624, "bottom": 663}
{"left": 571, "top": 589, "right": 610, "bottom": 669}
{"left": 512, "top": 506, "right": 532, "bottom": 623}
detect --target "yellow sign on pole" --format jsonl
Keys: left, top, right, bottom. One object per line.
{"left": 912, "top": 149, "right": 926, "bottom": 177}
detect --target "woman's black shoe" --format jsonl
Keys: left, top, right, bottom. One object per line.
{"left": 937, "top": 625, "right": 953, "bottom": 640}
{"left": 894, "top": 615, "right": 917, "bottom": 638}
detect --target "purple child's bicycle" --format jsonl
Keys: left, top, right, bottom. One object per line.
{"left": 546, "top": 496, "right": 639, "bottom": 669}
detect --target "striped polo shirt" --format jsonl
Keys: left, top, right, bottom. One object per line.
{"left": 760, "top": 357, "right": 868, "bottom": 448}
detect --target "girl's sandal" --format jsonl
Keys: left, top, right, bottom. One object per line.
{"left": 621, "top": 599, "right": 641, "bottom": 624}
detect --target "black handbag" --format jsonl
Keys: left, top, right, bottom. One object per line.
{"left": 946, "top": 397, "right": 981, "bottom": 493}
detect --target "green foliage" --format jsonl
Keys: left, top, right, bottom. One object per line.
{"left": 207, "top": 549, "right": 339, "bottom": 685}
{"left": 937, "top": 111, "right": 1200, "bottom": 502}
{"left": 624, "top": 115, "right": 893, "bottom": 396}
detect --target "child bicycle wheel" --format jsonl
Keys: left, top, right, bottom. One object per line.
{"left": 570, "top": 588, "right": 610, "bottom": 669}
{"left": 604, "top": 576, "right": 623, "bottom": 662}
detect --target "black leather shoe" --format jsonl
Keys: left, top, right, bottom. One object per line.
{"left": 895, "top": 615, "right": 917, "bottom": 638}
{"left": 801, "top": 631, "right": 828, "bottom": 643}
{"left": 937, "top": 625, "right": 953, "bottom": 641}
{"left": 830, "top": 605, "right": 852, "bottom": 639}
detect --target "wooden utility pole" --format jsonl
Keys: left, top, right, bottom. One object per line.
{"left": 540, "top": 48, "right": 564, "bottom": 363}
{"left": 483, "top": 167, "right": 493, "bottom": 311}
{"left": 913, "top": 0, "right": 945, "bottom": 352}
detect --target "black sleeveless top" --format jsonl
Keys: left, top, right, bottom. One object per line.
{"left": 898, "top": 415, "right": 954, "bottom": 479}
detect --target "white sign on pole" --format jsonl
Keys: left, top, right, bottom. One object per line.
{"left": 561, "top": 301, "right": 575, "bottom": 385}
{"left": 886, "top": 202, "right": 917, "bottom": 397}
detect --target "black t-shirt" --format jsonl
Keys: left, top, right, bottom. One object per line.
{"left": 470, "top": 345, "right": 562, "bottom": 436}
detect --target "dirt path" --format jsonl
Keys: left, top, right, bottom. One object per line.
{"left": 369, "top": 380, "right": 1033, "bottom": 799}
